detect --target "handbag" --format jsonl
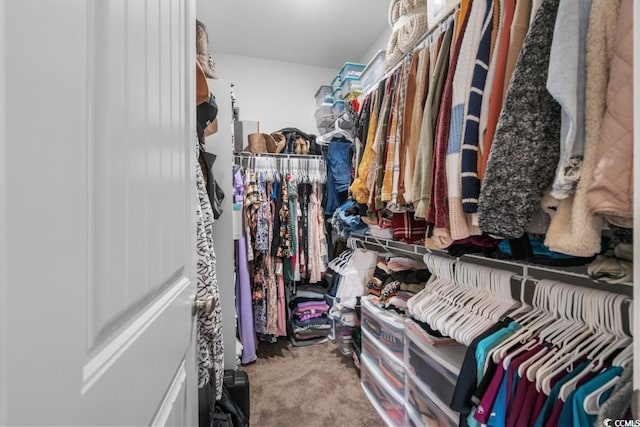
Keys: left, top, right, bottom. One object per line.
{"left": 215, "top": 384, "right": 248, "bottom": 427}
{"left": 201, "top": 152, "right": 225, "bottom": 219}
{"left": 197, "top": 94, "right": 219, "bottom": 144}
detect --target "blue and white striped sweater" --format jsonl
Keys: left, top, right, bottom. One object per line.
{"left": 461, "top": 0, "right": 494, "bottom": 213}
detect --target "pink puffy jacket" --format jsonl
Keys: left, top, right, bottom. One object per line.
{"left": 587, "top": 0, "right": 633, "bottom": 227}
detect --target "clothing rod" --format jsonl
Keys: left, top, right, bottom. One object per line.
{"left": 233, "top": 151, "right": 323, "bottom": 159}
{"left": 362, "top": 6, "right": 459, "bottom": 96}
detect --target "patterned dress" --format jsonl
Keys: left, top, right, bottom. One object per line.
{"left": 195, "top": 148, "right": 223, "bottom": 400}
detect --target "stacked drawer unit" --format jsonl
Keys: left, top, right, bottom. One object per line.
{"left": 335, "top": 318, "right": 354, "bottom": 355}
{"left": 404, "top": 319, "right": 466, "bottom": 427}
{"left": 360, "top": 297, "right": 407, "bottom": 426}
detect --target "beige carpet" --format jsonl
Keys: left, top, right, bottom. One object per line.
{"left": 240, "top": 338, "right": 385, "bottom": 427}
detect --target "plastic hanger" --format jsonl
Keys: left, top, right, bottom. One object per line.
{"left": 527, "top": 285, "right": 588, "bottom": 383}
{"left": 317, "top": 121, "right": 353, "bottom": 144}
{"left": 490, "top": 280, "right": 557, "bottom": 364}
{"left": 558, "top": 293, "right": 631, "bottom": 401}
{"left": 583, "top": 375, "right": 620, "bottom": 415}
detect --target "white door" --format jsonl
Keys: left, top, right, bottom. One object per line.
{"left": 0, "top": 0, "right": 200, "bottom": 425}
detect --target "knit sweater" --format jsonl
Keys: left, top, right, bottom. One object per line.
{"left": 427, "top": 4, "right": 472, "bottom": 228}
{"left": 447, "top": 0, "right": 486, "bottom": 239}
{"left": 477, "top": 0, "right": 505, "bottom": 177}
{"left": 478, "top": 0, "right": 516, "bottom": 179}
{"left": 544, "top": 0, "right": 618, "bottom": 256}
{"left": 478, "top": 0, "right": 561, "bottom": 239}
{"left": 412, "top": 25, "right": 453, "bottom": 218}
{"left": 502, "top": 0, "right": 531, "bottom": 99}
{"left": 460, "top": 0, "right": 495, "bottom": 213}
{"left": 402, "top": 48, "right": 430, "bottom": 203}
{"left": 397, "top": 50, "right": 421, "bottom": 204}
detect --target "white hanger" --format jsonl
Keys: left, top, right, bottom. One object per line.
{"left": 583, "top": 375, "right": 620, "bottom": 415}
{"left": 558, "top": 291, "right": 631, "bottom": 401}
{"left": 491, "top": 280, "right": 558, "bottom": 364}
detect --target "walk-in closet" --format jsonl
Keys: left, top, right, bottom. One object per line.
{"left": 1, "top": 0, "right": 637, "bottom": 426}
{"left": 193, "top": 0, "right": 639, "bottom": 425}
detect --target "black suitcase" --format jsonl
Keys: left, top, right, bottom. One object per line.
{"left": 223, "top": 370, "right": 250, "bottom": 425}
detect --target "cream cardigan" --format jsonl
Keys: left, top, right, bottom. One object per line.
{"left": 544, "top": 0, "right": 619, "bottom": 256}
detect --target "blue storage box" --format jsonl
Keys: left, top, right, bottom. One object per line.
{"left": 338, "top": 62, "right": 366, "bottom": 80}
{"left": 331, "top": 74, "right": 342, "bottom": 92}
{"left": 339, "top": 76, "right": 362, "bottom": 99}
{"left": 332, "top": 99, "right": 345, "bottom": 119}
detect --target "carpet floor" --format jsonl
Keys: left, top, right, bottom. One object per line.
{"left": 240, "top": 338, "right": 385, "bottom": 427}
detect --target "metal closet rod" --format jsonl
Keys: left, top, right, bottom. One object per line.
{"left": 233, "top": 151, "right": 324, "bottom": 159}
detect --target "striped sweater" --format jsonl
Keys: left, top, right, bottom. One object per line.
{"left": 460, "top": 0, "right": 495, "bottom": 213}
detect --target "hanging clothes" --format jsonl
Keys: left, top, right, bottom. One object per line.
{"left": 542, "top": 0, "right": 617, "bottom": 257}
{"left": 195, "top": 146, "right": 223, "bottom": 399}
{"left": 234, "top": 167, "right": 257, "bottom": 365}
{"left": 586, "top": 0, "right": 633, "bottom": 228}
{"left": 478, "top": 0, "right": 561, "bottom": 239}
{"left": 233, "top": 155, "right": 329, "bottom": 347}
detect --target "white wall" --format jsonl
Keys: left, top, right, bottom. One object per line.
{"left": 212, "top": 52, "right": 336, "bottom": 135}
{"left": 360, "top": 27, "right": 392, "bottom": 66}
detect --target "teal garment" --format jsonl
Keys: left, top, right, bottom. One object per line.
{"left": 571, "top": 366, "right": 622, "bottom": 427}
{"left": 532, "top": 360, "right": 589, "bottom": 427}
{"left": 467, "top": 407, "right": 481, "bottom": 427}
{"left": 475, "top": 322, "right": 521, "bottom": 383}
{"left": 283, "top": 258, "right": 294, "bottom": 282}
{"left": 487, "top": 364, "right": 509, "bottom": 427}
{"left": 468, "top": 322, "right": 520, "bottom": 427}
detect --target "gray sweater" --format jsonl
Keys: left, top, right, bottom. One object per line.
{"left": 597, "top": 365, "right": 633, "bottom": 425}
{"left": 478, "top": 0, "right": 561, "bottom": 238}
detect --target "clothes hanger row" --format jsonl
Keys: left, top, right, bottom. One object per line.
{"left": 483, "top": 278, "right": 632, "bottom": 402}
{"left": 413, "top": 252, "right": 633, "bottom": 361}
{"left": 409, "top": 254, "right": 519, "bottom": 345}
{"left": 234, "top": 154, "right": 327, "bottom": 184}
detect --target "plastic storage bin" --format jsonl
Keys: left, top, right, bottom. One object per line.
{"left": 332, "top": 87, "right": 342, "bottom": 102}
{"left": 361, "top": 357, "right": 406, "bottom": 426}
{"left": 315, "top": 103, "right": 333, "bottom": 128}
{"left": 406, "top": 405, "right": 424, "bottom": 427}
{"left": 331, "top": 100, "right": 345, "bottom": 119}
{"left": 404, "top": 320, "right": 465, "bottom": 408}
{"left": 339, "top": 76, "right": 362, "bottom": 99}
{"left": 362, "top": 328, "right": 405, "bottom": 394}
{"left": 338, "top": 62, "right": 366, "bottom": 80}
{"left": 314, "top": 85, "right": 333, "bottom": 105}
{"left": 406, "top": 370, "right": 458, "bottom": 427}
{"left": 361, "top": 297, "right": 406, "bottom": 359}
{"left": 331, "top": 74, "right": 341, "bottom": 92}
{"left": 361, "top": 50, "right": 386, "bottom": 91}
{"left": 336, "top": 319, "right": 353, "bottom": 355}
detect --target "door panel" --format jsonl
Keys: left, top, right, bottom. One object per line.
{"left": 1, "top": 0, "right": 198, "bottom": 425}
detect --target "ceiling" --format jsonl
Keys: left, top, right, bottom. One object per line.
{"left": 197, "top": 0, "right": 391, "bottom": 69}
